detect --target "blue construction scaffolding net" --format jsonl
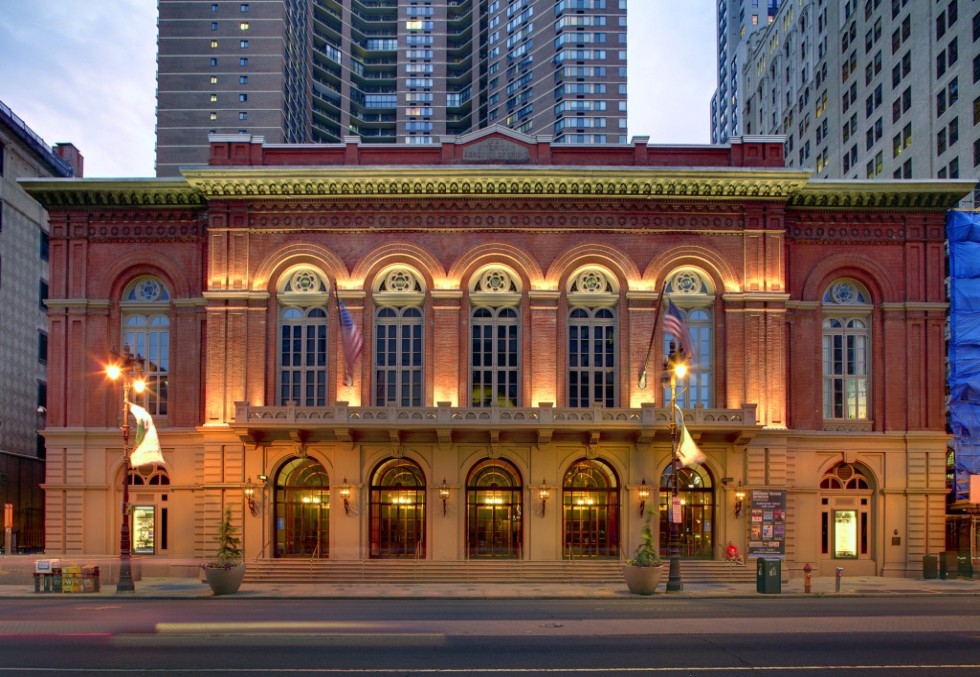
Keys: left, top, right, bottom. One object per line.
{"left": 947, "top": 210, "right": 980, "bottom": 502}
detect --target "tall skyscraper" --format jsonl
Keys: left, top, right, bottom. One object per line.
{"left": 156, "top": 0, "right": 628, "bottom": 177}
{"left": 725, "top": 0, "right": 978, "bottom": 186}
{"left": 710, "top": 0, "right": 781, "bottom": 144}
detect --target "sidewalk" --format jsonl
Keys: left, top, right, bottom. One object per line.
{"left": 2, "top": 573, "right": 979, "bottom": 599}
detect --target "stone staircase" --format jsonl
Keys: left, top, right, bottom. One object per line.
{"left": 244, "top": 558, "right": 757, "bottom": 586}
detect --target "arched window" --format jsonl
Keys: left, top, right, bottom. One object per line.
{"left": 567, "top": 268, "right": 618, "bottom": 407}
{"left": 369, "top": 457, "right": 426, "bottom": 558}
{"left": 658, "top": 463, "right": 715, "bottom": 559}
{"left": 274, "top": 456, "right": 330, "bottom": 557}
{"left": 562, "top": 459, "right": 620, "bottom": 559}
{"left": 466, "top": 457, "right": 523, "bottom": 559}
{"left": 822, "top": 279, "right": 871, "bottom": 420}
{"left": 121, "top": 277, "right": 171, "bottom": 416}
{"left": 278, "top": 268, "right": 329, "bottom": 406}
{"left": 662, "top": 269, "right": 714, "bottom": 408}
{"left": 470, "top": 267, "right": 521, "bottom": 407}
{"left": 373, "top": 267, "right": 424, "bottom": 406}
{"left": 819, "top": 462, "right": 873, "bottom": 559}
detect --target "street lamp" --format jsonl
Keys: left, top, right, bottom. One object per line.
{"left": 105, "top": 345, "right": 146, "bottom": 593}
{"left": 662, "top": 340, "right": 689, "bottom": 593}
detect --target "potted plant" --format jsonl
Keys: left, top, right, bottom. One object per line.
{"left": 201, "top": 507, "right": 245, "bottom": 595}
{"left": 622, "top": 514, "right": 664, "bottom": 595}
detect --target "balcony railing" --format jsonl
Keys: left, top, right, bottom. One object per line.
{"left": 231, "top": 402, "right": 759, "bottom": 447}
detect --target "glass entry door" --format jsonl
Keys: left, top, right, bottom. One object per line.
{"left": 658, "top": 464, "right": 715, "bottom": 559}
{"left": 562, "top": 459, "right": 620, "bottom": 559}
{"left": 274, "top": 457, "right": 330, "bottom": 557}
{"left": 466, "top": 458, "right": 523, "bottom": 559}
{"left": 370, "top": 457, "right": 426, "bottom": 558}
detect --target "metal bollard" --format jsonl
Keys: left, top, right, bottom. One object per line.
{"left": 835, "top": 566, "right": 843, "bottom": 592}
{"left": 803, "top": 563, "right": 812, "bottom": 593}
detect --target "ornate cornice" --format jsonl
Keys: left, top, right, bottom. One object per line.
{"left": 786, "top": 180, "right": 974, "bottom": 210}
{"left": 19, "top": 178, "right": 206, "bottom": 209}
{"left": 182, "top": 167, "right": 811, "bottom": 202}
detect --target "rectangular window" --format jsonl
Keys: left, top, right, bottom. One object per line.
{"left": 39, "top": 279, "right": 48, "bottom": 310}
{"left": 240, "top": 40, "right": 248, "bottom": 48}
{"left": 40, "top": 230, "right": 49, "bottom": 261}
{"left": 240, "top": 57, "right": 248, "bottom": 66}
{"left": 38, "top": 331, "right": 47, "bottom": 364}
{"left": 239, "top": 93, "right": 247, "bottom": 102}
{"left": 238, "top": 111, "right": 247, "bottom": 120}
{"left": 239, "top": 75, "right": 248, "bottom": 84}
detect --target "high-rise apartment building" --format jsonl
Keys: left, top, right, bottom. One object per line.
{"left": 710, "top": 0, "right": 781, "bottom": 143}
{"left": 156, "top": 0, "right": 628, "bottom": 177}
{"left": 733, "top": 0, "right": 978, "bottom": 184}
{"left": 0, "top": 99, "right": 81, "bottom": 553}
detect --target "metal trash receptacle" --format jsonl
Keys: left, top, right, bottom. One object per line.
{"left": 923, "top": 554, "right": 938, "bottom": 579}
{"left": 756, "top": 558, "right": 781, "bottom": 594}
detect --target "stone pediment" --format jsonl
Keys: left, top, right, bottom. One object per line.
{"left": 460, "top": 136, "right": 531, "bottom": 164}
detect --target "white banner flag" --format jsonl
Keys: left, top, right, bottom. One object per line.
{"left": 129, "top": 402, "right": 164, "bottom": 466}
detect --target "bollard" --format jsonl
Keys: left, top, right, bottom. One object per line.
{"left": 835, "top": 566, "right": 843, "bottom": 592}
{"left": 803, "top": 563, "right": 812, "bottom": 593}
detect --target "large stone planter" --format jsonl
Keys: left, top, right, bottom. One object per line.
{"left": 622, "top": 565, "right": 664, "bottom": 595}
{"left": 203, "top": 564, "right": 245, "bottom": 595}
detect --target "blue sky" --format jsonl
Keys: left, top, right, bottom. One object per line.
{"left": 0, "top": 0, "right": 716, "bottom": 177}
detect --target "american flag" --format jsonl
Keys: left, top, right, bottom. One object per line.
{"left": 338, "top": 299, "right": 363, "bottom": 386}
{"left": 663, "top": 299, "right": 695, "bottom": 360}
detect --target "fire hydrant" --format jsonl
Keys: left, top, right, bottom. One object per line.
{"left": 803, "top": 562, "right": 812, "bottom": 593}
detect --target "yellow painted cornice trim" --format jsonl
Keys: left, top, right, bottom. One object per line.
{"left": 181, "top": 167, "right": 812, "bottom": 201}
{"left": 19, "top": 178, "right": 204, "bottom": 209}
{"left": 788, "top": 180, "right": 974, "bottom": 210}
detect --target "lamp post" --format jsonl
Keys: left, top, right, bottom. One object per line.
{"left": 662, "top": 341, "right": 688, "bottom": 593}
{"left": 105, "top": 346, "right": 146, "bottom": 594}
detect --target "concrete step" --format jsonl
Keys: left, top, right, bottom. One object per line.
{"left": 244, "top": 558, "right": 758, "bottom": 585}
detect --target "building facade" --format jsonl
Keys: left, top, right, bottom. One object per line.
{"left": 736, "top": 0, "right": 979, "bottom": 185}
{"left": 0, "top": 99, "right": 82, "bottom": 553}
{"left": 156, "top": 0, "right": 628, "bottom": 177}
{"left": 24, "top": 129, "right": 970, "bottom": 578}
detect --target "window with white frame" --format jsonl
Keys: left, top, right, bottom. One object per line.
{"left": 121, "top": 277, "right": 171, "bottom": 417}
{"left": 567, "top": 268, "right": 618, "bottom": 407}
{"left": 662, "top": 269, "right": 714, "bottom": 408}
{"left": 470, "top": 267, "right": 521, "bottom": 407}
{"left": 278, "top": 268, "right": 329, "bottom": 406}
{"left": 373, "top": 267, "right": 424, "bottom": 407}
{"left": 822, "top": 279, "right": 871, "bottom": 420}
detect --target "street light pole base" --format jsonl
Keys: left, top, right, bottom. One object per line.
{"left": 666, "top": 556, "right": 684, "bottom": 592}
{"left": 116, "top": 560, "right": 135, "bottom": 594}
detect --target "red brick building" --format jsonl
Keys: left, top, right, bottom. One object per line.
{"left": 23, "top": 129, "right": 971, "bottom": 579}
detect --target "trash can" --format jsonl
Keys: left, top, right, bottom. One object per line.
{"left": 957, "top": 554, "right": 974, "bottom": 580}
{"left": 923, "top": 554, "right": 938, "bottom": 579}
{"left": 940, "top": 551, "right": 958, "bottom": 580}
{"left": 756, "top": 558, "right": 781, "bottom": 594}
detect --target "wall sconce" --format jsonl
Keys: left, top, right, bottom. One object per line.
{"left": 244, "top": 477, "right": 258, "bottom": 517}
{"left": 637, "top": 478, "right": 650, "bottom": 517}
{"left": 439, "top": 478, "right": 450, "bottom": 516}
{"left": 538, "top": 480, "right": 550, "bottom": 516}
{"left": 734, "top": 480, "right": 745, "bottom": 519}
{"left": 339, "top": 478, "right": 351, "bottom": 515}
{"left": 258, "top": 473, "right": 268, "bottom": 483}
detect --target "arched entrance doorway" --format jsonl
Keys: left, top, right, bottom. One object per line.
{"left": 274, "top": 456, "right": 329, "bottom": 557}
{"left": 466, "top": 457, "right": 523, "bottom": 559}
{"left": 122, "top": 464, "right": 170, "bottom": 556}
{"left": 369, "top": 457, "right": 426, "bottom": 558}
{"left": 562, "top": 459, "right": 620, "bottom": 559}
{"left": 658, "top": 463, "right": 715, "bottom": 558}
{"left": 819, "top": 462, "right": 874, "bottom": 561}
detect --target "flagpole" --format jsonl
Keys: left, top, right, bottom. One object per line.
{"left": 638, "top": 277, "right": 669, "bottom": 389}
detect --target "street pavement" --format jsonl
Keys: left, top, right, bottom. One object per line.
{"left": 1, "top": 566, "right": 978, "bottom": 599}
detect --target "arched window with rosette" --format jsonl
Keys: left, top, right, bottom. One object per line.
{"left": 661, "top": 269, "right": 714, "bottom": 408}
{"left": 469, "top": 266, "right": 521, "bottom": 407}
{"left": 277, "top": 268, "right": 329, "bottom": 406}
{"left": 121, "top": 277, "right": 171, "bottom": 417}
{"left": 567, "top": 267, "right": 618, "bottom": 407}
{"left": 373, "top": 267, "right": 424, "bottom": 407}
{"left": 822, "top": 279, "right": 871, "bottom": 421}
